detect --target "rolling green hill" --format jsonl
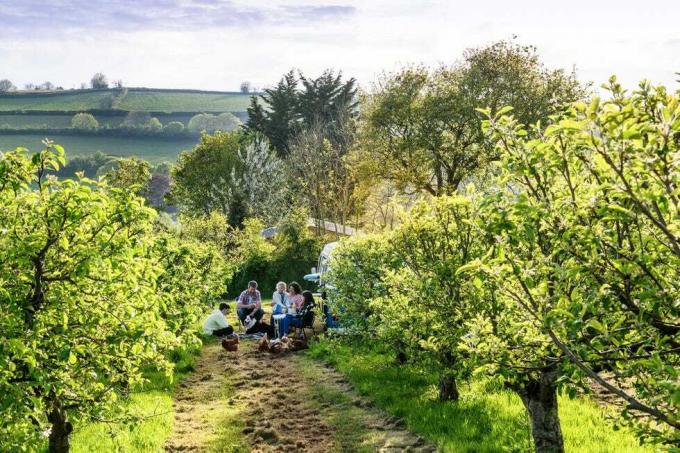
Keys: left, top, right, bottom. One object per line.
{"left": 0, "top": 88, "right": 253, "bottom": 113}
{"left": 119, "top": 90, "right": 252, "bottom": 112}
{"left": 0, "top": 88, "right": 253, "bottom": 163}
{"left": 0, "top": 91, "right": 114, "bottom": 111}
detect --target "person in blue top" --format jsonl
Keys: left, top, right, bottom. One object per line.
{"left": 279, "top": 290, "right": 316, "bottom": 339}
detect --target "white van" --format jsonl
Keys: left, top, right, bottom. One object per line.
{"left": 303, "top": 241, "right": 339, "bottom": 289}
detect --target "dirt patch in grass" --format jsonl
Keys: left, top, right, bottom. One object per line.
{"left": 166, "top": 339, "right": 435, "bottom": 452}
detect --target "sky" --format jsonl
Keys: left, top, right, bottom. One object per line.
{"left": 1, "top": 0, "right": 678, "bottom": 92}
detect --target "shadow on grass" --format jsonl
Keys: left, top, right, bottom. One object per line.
{"left": 307, "top": 339, "right": 530, "bottom": 453}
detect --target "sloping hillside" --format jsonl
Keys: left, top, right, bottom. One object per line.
{"left": 0, "top": 88, "right": 253, "bottom": 113}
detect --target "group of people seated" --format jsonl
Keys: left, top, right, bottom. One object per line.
{"left": 203, "top": 280, "right": 317, "bottom": 341}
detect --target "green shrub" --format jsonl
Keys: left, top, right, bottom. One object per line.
{"left": 228, "top": 211, "right": 321, "bottom": 297}
{"left": 326, "top": 233, "right": 399, "bottom": 332}
{"left": 71, "top": 112, "right": 99, "bottom": 130}
{"left": 163, "top": 121, "right": 185, "bottom": 135}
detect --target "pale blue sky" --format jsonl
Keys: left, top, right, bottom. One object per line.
{"left": 1, "top": 0, "right": 678, "bottom": 91}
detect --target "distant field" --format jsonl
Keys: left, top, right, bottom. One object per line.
{"left": 119, "top": 91, "right": 252, "bottom": 112}
{"left": 0, "top": 89, "right": 253, "bottom": 113}
{"left": 0, "top": 114, "right": 74, "bottom": 128}
{"left": 0, "top": 133, "right": 199, "bottom": 164}
{"left": 0, "top": 113, "right": 191, "bottom": 129}
{"left": 0, "top": 91, "right": 114, "bottom": 111}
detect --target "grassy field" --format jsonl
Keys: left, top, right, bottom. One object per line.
{"left": 0, "top": 114, "right": 75, "bottom": 128}
{"left": 307, "top": 338, "right": 653, "bottom": 453}
{"left": 119, "top": 91, "right": 252, "bottom": 112}
{"left": 0, "top": 133, "right": 199, "bottom": 164}
{"left": 0, "top": 89, "right": 252, "bottom": 113}
{"left": 0, "top": 91, "right": 114, "bottom": 111}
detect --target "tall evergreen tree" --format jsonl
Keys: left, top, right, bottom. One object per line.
{"left": 244, "top": 96, "right": 267, "bottom": 136}
{"left": 244, "top": 69, "right": 358, "bottom": 157}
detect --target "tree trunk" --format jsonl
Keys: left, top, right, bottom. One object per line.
{"left": 395, "top": 340, "right": 408, "bottom": 365}
{"left": 48, "top": 404, "right": 72, "bottom": 453}
{"left": 438, "top": 351, "right": 460, "bottom": 401}
{"left": 517, "top": 371, "right": 564, "bottom": 453}
{"left": 439, "top": 373, "right": 460, "bottom": 401}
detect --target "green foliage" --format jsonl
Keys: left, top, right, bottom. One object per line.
{"left": 228, "top": 211, "right": 322, "bottom": 297}
{"left": 477, "top": 77, "right": 680, "bottom": 443}
{"left": 356, "top": 40, "right": 586, "bottom": 196}
{"left": 245, "top": 69, "right": 357, "bottom": 157}
{"left": 56, "top": 151, "right": 117, "bottom": 179}
{"left": 147, "top": 117, "right": 163, "bottom": 133}
{"left": 170, "top": 132, "right": 291, "bottom": 227}
{"left": 326, "top": 234, "right": 399, "bottom": 331}
{"left": 71, "top": 112, "right": 99, "bottom": 130}
{"left": 121, "top": 111, "right": 163, "bottom": 132}
{"left": 376, "top": 195, "right": 489, "bottom": 397}
{"left": 0, "top": 142, "right": 229, "bottom": 451}
{"left": 170, "top": 131, "right": 244, "bottom": 223}
{"left": 187, "top": 113, "right": 241, "bottom": 134}
{"left": 328, "top": 78, "right": 678, "bottom": 448}
{"left": 104, "top": 156, "right": 152, "bottom": 196}
{"left": 163, "top": 120, "right": 185, "bottom": 135}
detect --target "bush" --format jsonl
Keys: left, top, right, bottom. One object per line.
{"left": 187, "top": 113, "right": 242, "bottom": 134}
{"left": 71, "top": 112, "right": 99, "bottom": 130}
{"left": 326, "top": 233, "right": 399, "bottom": 332}
{"left": 55, "top": 151, "right": 117, "bottom": 179}
{"left": 163, "top": 121, "right": 185, "bottom": 135}
{"left": 122, "top": 110, "right": 152, "bottom": 128}
{"left": 147, "top": 117, "right": 163, "bottom": 133}
{"left": 227, "top": 211, "right": 322, "bottom": 297}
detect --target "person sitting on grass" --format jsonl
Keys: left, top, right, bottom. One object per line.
{"left": 237, "top": 280, "right": 265, "bottom": 330}
{"left": 279, "top": 290, "right": 316, "bottom": 339}
{"left": 203, "top": 302, "right": 233, "bottom": 337}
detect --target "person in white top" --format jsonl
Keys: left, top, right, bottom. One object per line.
{"left": 271, "top": 281, "right": 291, "bottom": 313}
{"left": 268, "top": 282, "right": 290, "bottom": 338}
{"left": 203, "top": 302, "right": 233, "bottom": 337}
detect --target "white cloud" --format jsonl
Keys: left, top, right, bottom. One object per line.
{"left": 1, "top": 0, "right": 678, "bottom": 91}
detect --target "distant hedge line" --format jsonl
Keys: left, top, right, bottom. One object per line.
{"left": 0, "top": 127, "right": 196, "bottom": 138}
{"left": 0, "top": 110, "right": 247, "bottom": 118}
{"left": 0, "top": 87, "right": 257, "bottom": 98}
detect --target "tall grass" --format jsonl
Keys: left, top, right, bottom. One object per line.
{"left": 307, "top": 338, "right": 652, "bottom": 453}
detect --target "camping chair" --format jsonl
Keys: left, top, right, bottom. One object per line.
{"left": 292, "top": 302, "right": 317, "bottom": 338}
{"left": 232, "top": 296, "right": 247, "bottom": 333}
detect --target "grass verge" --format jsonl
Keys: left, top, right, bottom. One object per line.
{"left": 307, "top": 337, "right": 652, "bottom": 453}
{"left": 68, "top": 344, "right": 201, "bottom": 452}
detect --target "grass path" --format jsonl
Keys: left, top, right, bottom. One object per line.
{"left": 165, "top": 340, "right": 435, "bottom": 452}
